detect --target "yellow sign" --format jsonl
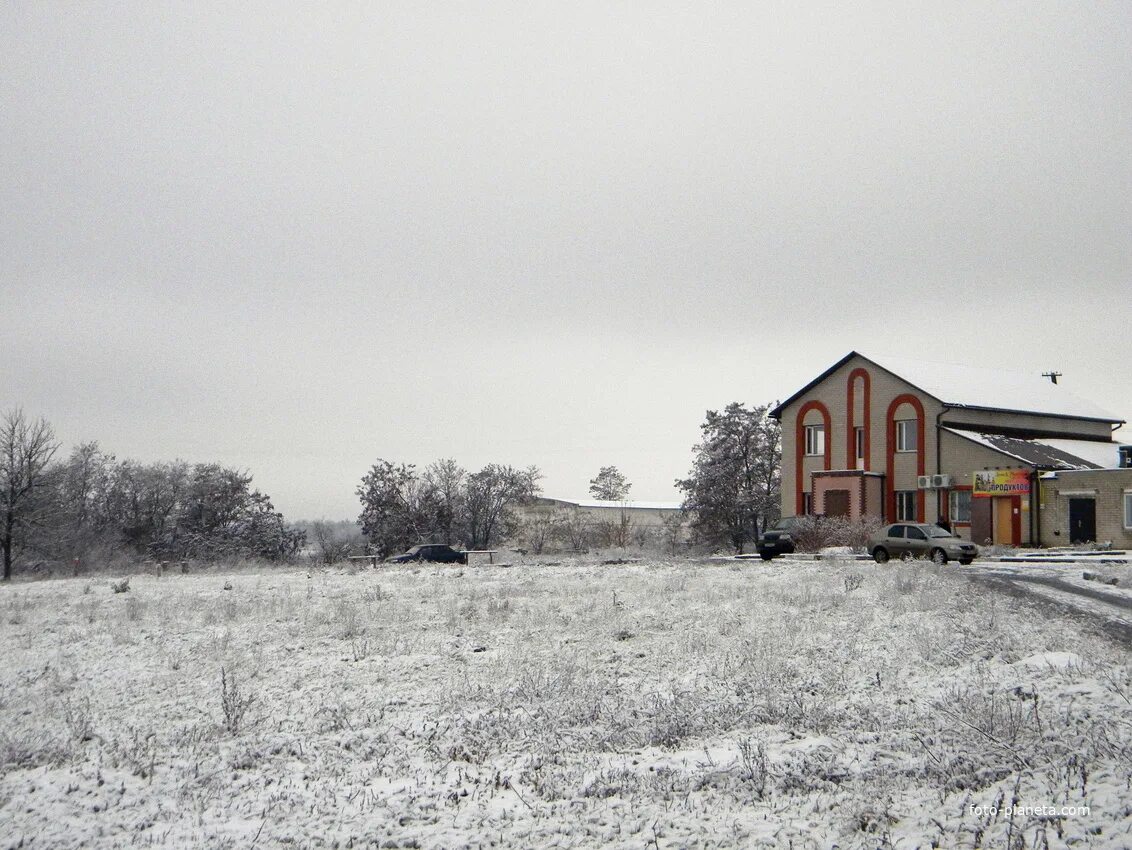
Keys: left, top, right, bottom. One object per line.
{"left": 973, "top": 469, "right": 1030, "bottom": 497}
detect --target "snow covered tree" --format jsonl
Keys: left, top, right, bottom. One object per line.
{"left": 676, "top": 402, "right": 781, "bottom": 554}
{"left": 422, "top": 458, "right": 467, "bottom": 545}
{"left": 588, "top": 466, "right": 631, "bottom": 501}
{"left": 110, "top": 460, "right": 190, "bottom": 554}
{"left": 464, "top": 463, "right": 539, "bottom": 548}
{"left": 356, "top": 460, "right": 436, "bottom": 558}
{"left": 147, "top": 463, "right": 302, "bottom": 561}
{"left": 1, "top": 409, "right": 60, "bottom": 580}
{"left": 358, "top": 459, "right": 542, "bottom": 556}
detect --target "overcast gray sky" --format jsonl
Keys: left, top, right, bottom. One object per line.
{"left": 3, "top": 2, "right": 1130, "bottom": 520}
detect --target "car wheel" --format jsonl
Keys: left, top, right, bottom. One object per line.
{"left": 930, "top": 548, "right": 948, "bottom": 565}
{"left": 873, "top": 547, "right": 889, "bottom": 564}
{"left": 760, "top": 552, "right": 774, "bottom": 561}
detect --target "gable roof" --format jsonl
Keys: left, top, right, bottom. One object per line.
{"left": 770, "top": 351, "right": 1123, "bottom": 424}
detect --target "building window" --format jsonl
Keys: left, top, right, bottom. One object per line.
{"left": 803, "top": 492, "right": 813, "bottom": 515}
{"left": 804, "top": 424, "right": 825, "bottom": 457}
{"left": 1120, "top": 447, "right": 1132, "bottom": 468}
{"left": 949, "top": 489, "right": 972, "bottom": 524}
{"left": 895, "top": 490, "right": 916, "bottom": 521}
{"left": 855, "top": 426, "right": 865, "bottom": 468}
{"left": 1124, "top": 492, "right": 1132, "bottom": 529}
{"left": 895, "top": 420, "right": 918, "bottom": 453}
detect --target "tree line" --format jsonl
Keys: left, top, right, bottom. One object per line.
{"left": 355, "top": 459, "right": 541, "bottom": 558}
{"left": 1, "top": 408, "right": 303, "bottom": 579}
{"left": 2, "top": 399, "right": 783, "bottom": 577}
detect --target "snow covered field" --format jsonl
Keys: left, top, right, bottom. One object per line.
{"left": 2, "top": 558, "right": 1130, "bottom": 849}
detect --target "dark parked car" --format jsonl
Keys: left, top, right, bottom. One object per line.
{"left": 388, "top": 544, "right": 467, "bottom": 564}
{"left": 755, "top": 517, "right": 803, "bottom": 560}
{"left": 867, "top": 523, "right": 978, "bottom": 565}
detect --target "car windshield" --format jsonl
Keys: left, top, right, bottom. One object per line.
{"left": 928, "top": 527, "right": 955, "bottom": 538}
{"left": 773, "top": 518, "right": 799, "bottom": 531}
{"left": 405, "top": 546, "right": 423, "bottom": 554}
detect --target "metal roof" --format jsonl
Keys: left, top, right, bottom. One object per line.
{"left": 943, "top": 428, "right": 1113, "bottom": 470}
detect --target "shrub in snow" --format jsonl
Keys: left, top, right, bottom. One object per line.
{"left": 789, "top": 516, "right": 885, "bottom": 552}
{"left": 219, "top": 666, "right": 254, "bottom": 735}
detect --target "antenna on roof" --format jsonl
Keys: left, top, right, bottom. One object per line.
{"left": 1042, "top": 371, "right": 1062, "bottom": 385}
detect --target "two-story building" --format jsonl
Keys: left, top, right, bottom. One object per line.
{"left": 770, "top": 352, "right": 1132, "bottom": 547}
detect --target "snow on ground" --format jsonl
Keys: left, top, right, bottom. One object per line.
{"left": 966, "top": 559, "right": 1132, "bottom": 633}
{"left": 1, "top": 558, "right": 1130, "bottom": 849}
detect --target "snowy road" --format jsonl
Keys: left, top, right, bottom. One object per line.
{"left": 962, "top": 562, "right": 1132, "bottom": 646}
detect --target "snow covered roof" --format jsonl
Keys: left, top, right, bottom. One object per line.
{"left": 1031, "top": 438, "right": 1126, "bottom": 470}
{"left": 944, "top": 427, "right": 1122, "bottom": 470}
{"left": 770, "top": 351, "right": 1123, "bottom": 423}
{"left": 861, "top": 352, "right": 1122, "bottom": 422}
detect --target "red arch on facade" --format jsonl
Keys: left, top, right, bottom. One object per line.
{"left": 846, "top": 368, "right": 871, "bottom": 472}
{"left": 886, "top": 394, "right": 926, "bottom": 522}
{"left": 795, "top": 400, "right": 832, "bottom": 515}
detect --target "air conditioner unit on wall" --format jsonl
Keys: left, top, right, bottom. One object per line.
{"left": 917, "top": 475, "right": 933, "bottom": 489}
{"left": 931, "top": 474, "right": 952, "bottom": 489}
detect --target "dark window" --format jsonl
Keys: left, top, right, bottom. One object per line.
{"left": 887, "top": 525, "right": 905, "bottom": 539}
{"left": 906, "top": 526, "right": 927, "bottom": 541}
{"left": 825, "top": 489, "right": 850, "bottom": 517}
{"left": 895, "top": 490, "right": 917, "bottom": 521}
{"left": 1120, "top": 446, "right": 1132, "bottom": 468}
{"left": 802, "top": 492, "right": 813, "bottom": 515}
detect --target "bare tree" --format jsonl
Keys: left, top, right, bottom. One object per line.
{"left": 1, "top": 409, "right": 60, "bottom": 580}
{"left": 557, "top": 509, "right": 593, "bottom": 552}
{"left": 464, "top": 464, "right": 533, "bottom": 548}
{"left": 310, "top": 519, "right": 362, "bottom": 565}
{"left": 659, "top": 511, "right": 687, "bottom": 554}
{"left": 595, "top": 510, "right": 633, "bottom": 548}
{"left": 521, "top": 507, "right": 564, "bottom": 555}
{"left": 422, "top": 458, "right": 467, "bottom": 544}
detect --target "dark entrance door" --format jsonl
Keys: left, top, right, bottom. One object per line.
{"left": 825, "top": 489, "right": 850, "bottom": 517}
{"left": 1068, "top": 498, "right": 1096, "bottom": 543}
{"left": 970, "top": 496, "right": 992, "bottom": 545}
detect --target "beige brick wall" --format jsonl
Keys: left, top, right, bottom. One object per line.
{"left": 939, "top": 429, "right": 1036, "bottom": 543}
{"left": 1038, "top": 469, "right": 1132, "bottom": 547}
{"left": 938, "top": 430, "right": 1024, "bottom": 489}
{"left": 780, "top": 354, "right": 942, "bottom": 516}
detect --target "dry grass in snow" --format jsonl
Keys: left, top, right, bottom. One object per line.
{"left": 1, "top": 559, "right": 1131, "bottom": 849}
